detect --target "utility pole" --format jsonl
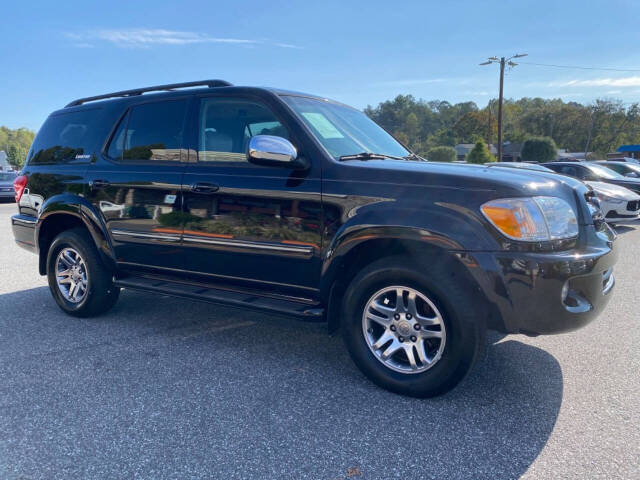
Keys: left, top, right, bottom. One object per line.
{"left": 480, "top": 53, "right": 527, "bottom": 162}
{"left": 497, "top": 58, "right": 505, "bottom": 162}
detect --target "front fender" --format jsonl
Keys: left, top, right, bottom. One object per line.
{"left": 321, "top": 199, "right": 500, "bottom": 291}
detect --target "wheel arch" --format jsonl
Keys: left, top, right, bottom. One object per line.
{"left": 36, "top": 194, "right": 116, "bottom": 276}
{"left": 322, "top": 227, "right": 501, "bottom": 334}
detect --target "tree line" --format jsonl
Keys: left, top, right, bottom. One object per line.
{"left": 364, "top": 95, "right": 640, "bottom": 159}
{"left": 0, "top": 126, "right": 35, "bottom": 168}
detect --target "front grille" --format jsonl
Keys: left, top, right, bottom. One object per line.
{"left": 0, "top": 187, "right": 13, "bottom": 192}
{"left": 627, "top": 200, "right": 640, "bottom": 211}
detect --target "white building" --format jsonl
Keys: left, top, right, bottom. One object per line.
{"left": 0, "top": 151, "right": 12, "bottom": 171}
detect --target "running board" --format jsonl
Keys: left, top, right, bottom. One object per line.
{"left": 114, "top": 275, "right": 325, "bottom": 321}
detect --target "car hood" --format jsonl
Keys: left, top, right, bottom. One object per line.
{"left": 341, "top": 159, "right": 586, "bottom": 195}
{"left": 586, "top": 181, "right": 640, "bottom": 199}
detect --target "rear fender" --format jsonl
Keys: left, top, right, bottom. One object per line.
{"left": 36, "top": 194, "right": 116, "bottom": 275}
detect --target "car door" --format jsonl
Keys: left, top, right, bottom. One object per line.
{"left": 87, "top": 98, "right": 189, "bottom": 270}
{"left": 180, "top": 94, "right": 323, "bottom": 296}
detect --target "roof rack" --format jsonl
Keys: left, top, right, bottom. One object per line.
{"left": 65, "top": 79, "right": 233, "bottom": 107}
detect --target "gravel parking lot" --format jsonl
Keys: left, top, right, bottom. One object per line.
{"left": 0, "top": 201, "right": 638, "bottom": 480}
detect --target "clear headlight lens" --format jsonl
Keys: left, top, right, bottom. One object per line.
{"left": 597, "top": 193, "right": 624, "bottom": 204}
{"left": 481, "top": 196, "right": 579, "bottom": 241}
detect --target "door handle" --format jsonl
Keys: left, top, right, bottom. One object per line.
{"left": 190, "top": 182, "right": 220, "bottom": 194}
{"left": 90, "top": 179, "right": 110, "bottom": 189}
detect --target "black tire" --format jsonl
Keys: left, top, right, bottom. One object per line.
{"left": 47, "top": 228, "right": 120, "bottom": 317}
{"left": 341, "top": 255, "right": 486, "bottom": 398}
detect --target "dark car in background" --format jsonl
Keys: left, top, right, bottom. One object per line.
{"left": 10, "top": 80, "right": 618, "bottom": 397}
{"left": 0, "top": 171, "right": 18, "bottom": 202}
{"left": 596, "top": 160, "right": 640, "bottom": 178}
{"left": 546, "top": 161, "right": 640, "bottom": 194}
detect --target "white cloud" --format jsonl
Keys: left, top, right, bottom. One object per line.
{"left": 555, "top": 76, "right": 640, "bottom": 88}
{"left": 65, "top": 29, "right": 301, "bottom": 49}
{"left": 370, "top": 78, "right": 447, "bottom": 87}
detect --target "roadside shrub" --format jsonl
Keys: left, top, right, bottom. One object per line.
{"left": 466, "top": 141, "right": 495, "bottom": 164}
{"left": 521, "top": 136, "right": 557, "bottom": 163}
{"left": 427, "top": 146, "right": 457, "bottom": 162}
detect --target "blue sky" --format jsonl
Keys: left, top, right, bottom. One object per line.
{"left": 3, "top": 0, "right": 640, "bottom": 131}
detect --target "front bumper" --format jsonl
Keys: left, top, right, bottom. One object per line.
{"left": 466, "top": 238, "right": 617, "bottom": 336}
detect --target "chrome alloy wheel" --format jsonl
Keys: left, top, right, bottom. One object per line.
{"left": 362, "top": 286, "right": 446, "bottom": 374}
{"left": 55, "top": 248, "right": 89, "bottom": 304}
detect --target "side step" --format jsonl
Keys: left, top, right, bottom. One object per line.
{"left": 114, "top": 275, "right": 325, "bottom": 321}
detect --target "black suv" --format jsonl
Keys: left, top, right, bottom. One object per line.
{"left": 11, "top": 80, "right": 617, "bottom": 397}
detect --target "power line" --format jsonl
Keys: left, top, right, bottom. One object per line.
{"left": 518, "top": 61, "right": 640, "bottom": 72}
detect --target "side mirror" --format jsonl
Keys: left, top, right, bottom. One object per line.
{"left": 625, "top": 172, "right": 638, "bottom": 178}
{"left": 247, "top": 135, "right": 309, "bottom": 170}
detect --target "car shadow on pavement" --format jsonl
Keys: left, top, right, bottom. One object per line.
{"left": 612, "top": 224, "right": 637, "bottom": 235}
{"left": 0, "top": 287, "right": 563, "bottom": 480}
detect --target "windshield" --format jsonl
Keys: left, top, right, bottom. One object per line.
{"left": 0, "top": 172, "right": 17, "bottom": 181}
{"left": 587, "top": 164, "right": 626, "bottom": 179}
{"left": 281, "top": 96, "right": 410, "bottom": 159}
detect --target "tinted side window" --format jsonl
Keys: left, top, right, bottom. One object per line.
{"left": 198, "top": 98, "right": 289, "bottom": 163}
{"left": 111, "top": 100, "right": 187, "bottom": 162}
{"left": 106, "top": 111, "right": 129, "bottom": 160}
{"left": 578, "top": 167, "right": 597, "bottom": 180}
{"left": 29, "top": 109, "right": 102, "bottom": 165}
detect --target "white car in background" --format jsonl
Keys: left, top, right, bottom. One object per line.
{"left": 488, "top": 162, "right": 640, "bottom": 224}
{"left": 586, "top": 181, "right": 640, "bottom": 224}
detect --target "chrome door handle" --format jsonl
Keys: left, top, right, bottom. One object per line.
{"left": 190, "top": 183, "right": 219, "bottom": 194}
{"left": 90, "top": 179, "right": 110, "bottom": 189}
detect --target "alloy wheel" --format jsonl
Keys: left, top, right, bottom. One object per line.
{"left": 362, "top": 286, "right": 446, "bottom": 374}
{"left": 55, "top": 247, "right": 89, "bottom": 304}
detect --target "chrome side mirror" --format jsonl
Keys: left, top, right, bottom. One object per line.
{"left": 247, "top": 135, "right": 309, "bottom": 170}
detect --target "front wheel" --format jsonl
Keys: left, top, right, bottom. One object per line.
{"left": 47, "top": 228, "right": 120, "bottom": 317}
{"left": 342, "top": 256, "right": 485, "bottom": 397}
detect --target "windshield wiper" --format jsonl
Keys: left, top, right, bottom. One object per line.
{"left": 404, "top": 152, "right": 426, "bottom": 161}
{"left": 338, "top": 152, "right": 406, "bottom": 161}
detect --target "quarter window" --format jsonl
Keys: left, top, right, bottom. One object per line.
{"left": 29, "top": 108, "right": 102, "bottom": 165}
{"left": 107, "top": 100, "right": 187, "bottom": 162}
{"left": 198, "top": 98, "right": 289, "bottom": 163}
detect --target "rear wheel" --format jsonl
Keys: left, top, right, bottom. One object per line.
{"left": 342, "top": 256, "right": 485, "bottom": 397}
{"left": 47, "top": 228, "right": 120, "bottom": 317}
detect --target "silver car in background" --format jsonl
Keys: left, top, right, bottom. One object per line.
{"left": 0, "top": 171, "right": 17, "bottom": 202}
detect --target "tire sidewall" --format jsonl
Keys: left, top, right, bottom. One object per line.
{"left": 342, "top": 261, "right": 480, "bottom": 396}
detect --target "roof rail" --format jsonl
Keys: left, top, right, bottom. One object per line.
{"left": 65, "top": 79, "right": 233, "bottom": 107}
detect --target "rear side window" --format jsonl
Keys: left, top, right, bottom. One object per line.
{"left": 29, "top": 109, "right": 102, "bottom": 165}
{"left": 107, "top": 100, "right": 187, "bottom": 162}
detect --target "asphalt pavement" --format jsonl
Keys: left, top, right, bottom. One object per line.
{"left": 0, "top": 201, "right": 638, "bottom": 480}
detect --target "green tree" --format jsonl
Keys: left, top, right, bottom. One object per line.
{"left": 7, "top": 144, "right": 28, "bottom": 168}
{"left": 520, "top": 136, "right": 557, "bottom": 163}
{"left": 466, "top": 141, "right": 495, "bottom": 164}
{"left": 426, "top": 146, "right": 457, "bottom": 162}
{"left": 452, "top": 111, "right": 495, "bottom": 144}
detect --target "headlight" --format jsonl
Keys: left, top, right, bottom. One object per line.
{"left": 597, "top": 193, "right": 624, "bottom": 204}
{"left": 481, "top": 196, "right": 579, "bottom": 241}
